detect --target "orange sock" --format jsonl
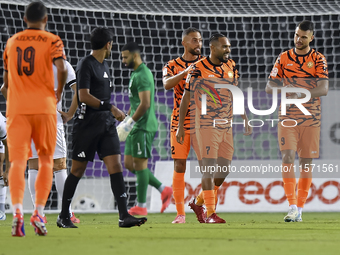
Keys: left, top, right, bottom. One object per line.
{"left": 214, "top": 185, "right": 219, "bottom": 205}
{"left": 172, "top": 171, "right": 185, "bottom": 216}
{"left": 35, "top": 155, "right": 53, "bottom": 206}
{"left": 203, "top": 190, "right": 215, "bottom": 217}
{"left": 297, "top": 176, "right": 312, "bottom": 208}
{"left": 196, "top": 191, "right": 204, "bottom": 206}
{"left": 282, "top": 163, "right": 296, "bottom": 205}
{"left": 9, "top": 160, "right": 27, "bottom": 205}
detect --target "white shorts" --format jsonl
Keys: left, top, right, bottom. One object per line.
{"left": 0, "top": 141, "right": 4, "bottom": 154}
{"left": 30, "top": 125, "right": 67, "bottom": 159}
{"left": 0, "top": 112, "right": 7, "bottom": 141}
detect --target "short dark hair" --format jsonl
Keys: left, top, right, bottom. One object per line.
{"left": 182, "top": 27, "right": 201, "bottom": 39}
{"left": 25, "top": 1, "right": 47, "bottom": 23}
{"left": 298, "top": 20, "right": 314, "bottom": 33}
{"left": 121, "top": 42, "right": 140, "bottom": 53}
{"left": 90, "top": 27, "right": 113, "bottom": 50}
{"left": 209, "top": 33, "right": 226, "bottom": 44}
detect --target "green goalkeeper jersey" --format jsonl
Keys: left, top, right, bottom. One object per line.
{"left": 128, "top": 63, "right": 158, "bottom": 132}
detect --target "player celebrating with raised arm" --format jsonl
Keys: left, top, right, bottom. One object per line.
{"left": 118, "top": 42, "right": 172, "bottom": 216}
{"left": 57, "top": 28, "right": 147, "bottom": 228}
{"left": 177, "top": 34, "right": 251, "bottom": 223}
{"left": 162, "top": 27, "right": 204, "bottom": 223}
{"left": 1, "top": 1, "right": 68, "bottom": 236}
{"left": 266, "top": 20, "right": 328, "bottom": 222}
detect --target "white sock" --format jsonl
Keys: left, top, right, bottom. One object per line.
{"left": 137, "top": 202, "right": 147, "bottom": 208}
{"left": 54, "top": 169, "right": 73, "bottom": 215}
{"left": 158, "top": 184, "right": 165, "bottom": 193}
{"left": 35, "top": 204, "right": 44, "bottom": 216}
{"left": 290, "top": 204, "right": 297, "bottom": 210}
{"left": 28, "top": 169, "right": 38, "bottom": 205}
{"left": 298, "top": 207, "right": 303, "bottom": 215}
{"left": 12, "top": 203, "right": 23, "bottom": 216}
{"left": 0, "top": 183, "right": 7, "bottom": 212}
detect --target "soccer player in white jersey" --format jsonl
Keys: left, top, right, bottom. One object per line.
{"left": 0, "top": 112, "right": 9, "bottom": 221}
{"left": 27, "top": 60, "right": 80, "bottom": 223}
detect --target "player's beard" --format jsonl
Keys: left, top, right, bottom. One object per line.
{"left": 217, "top": 54, "right": 229, "bottom": 63}
{"left": 126, "top": 60, "right": 135, "bottom": 69}
{"left": 188, "top": 47, "right": 201, "bottom": 56}
{"left": 295, "top": 42, "right": 308, "bottom": 51}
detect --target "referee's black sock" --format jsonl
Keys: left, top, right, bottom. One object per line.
{"left": 60, "top": 173, "right": 80, "bottom": 218}
{"left": 110, "top": 172, "right": 129, "bottom": 219}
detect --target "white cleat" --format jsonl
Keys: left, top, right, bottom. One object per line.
{"left": 284, "top": 207, "right": 299, "bottom": 222}
{"left": 0, "top": 211, "right": 6, "bottom": 221}
{"left": 295, "top": 213, "right": 302, "bottom": 222}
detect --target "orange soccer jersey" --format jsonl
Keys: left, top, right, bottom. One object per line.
{"left": 269, "top": 48, "right": 328, "bottom": 127}
{"left": 3, "top": 28, "right": 66, "bottom": 117}
{"left": 185, "top": 57, "right": 239, "bottom": 129}
{"left": 162, "top": 56, "right": 204, "bottom": 133}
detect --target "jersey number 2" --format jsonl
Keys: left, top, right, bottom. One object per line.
{"left": 17, "top": 46, "right": 35, "bottom": 76}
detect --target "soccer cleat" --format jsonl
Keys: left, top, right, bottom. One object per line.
{"left": 295, "top": 213, "right": 303, "bottom": 222}
{"left": 42, "top": 215, "right": 47, "bottom": 224}
{"left": 0, "top": 211, "right": 6, "bottom": 221}
{"left": 128, "top": 206, "right": 147, "bottom": 216}
{"left": 284, "top": 207, "right": 299, "bottom": 222}
{"left": 119, "top": 215, "right": 147, "bottom": 228}
{"left": 172, "top": 215, "right": 185, "bottom": 224}
{"left": 160, "top": 186, "right": 173, "bottom": 213}
{"left": 30, "top": 210, "right": 48, "bottom": 236}
{"left": 205, "top": 213, "right": 226, "bottom": 224}
{"left": 188, "top": 199, "right": 206, "bottom": 223}
{"left": 70, "top": 212, "right": 80, "bottom": 223}
{"left": 56, "top": 216, "right": 78, "bottom": 228}
{"left": 11, "top": 210, "right": 25, "bottom": 237}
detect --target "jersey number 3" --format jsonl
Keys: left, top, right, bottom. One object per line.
{"left": 16, "top": 46, "right": 35, "bottom": 76}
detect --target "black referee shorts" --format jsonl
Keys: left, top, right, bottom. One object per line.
{"left": 72, "top": 111, "right": 121, "bottom": 162}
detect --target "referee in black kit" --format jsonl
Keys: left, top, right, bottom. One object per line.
{"left": 57, "top": 27, "right": 147, "bottom": 228}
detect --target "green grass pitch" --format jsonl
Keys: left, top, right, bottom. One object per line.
{"left": 0, "top": 212, "right": 339, "bottom": 255}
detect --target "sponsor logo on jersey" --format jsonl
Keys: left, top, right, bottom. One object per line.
{"left": 270, "top": 67, "right": 278, "bottom": 77}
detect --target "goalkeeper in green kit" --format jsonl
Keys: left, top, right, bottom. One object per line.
{"left": 118, "top": 42, "right": 172, "bottom": 216}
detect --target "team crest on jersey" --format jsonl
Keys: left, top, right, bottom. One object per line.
{"left": 228, "top": 71, "right": 233, "bottom": 78}
{"left": 307, "top": 61, "right": 314, "bottom": 68}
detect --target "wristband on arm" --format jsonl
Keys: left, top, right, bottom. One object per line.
{"left": 99, "top": 101, "right": 112, "bottom": 111}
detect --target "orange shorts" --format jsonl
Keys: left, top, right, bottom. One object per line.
{"left": 7, "top": 114, "right": 57, "bottom": 161}
{"left": 278, "top": 123, "right": 320, "bottom": 158}
{"left": 198, "top": 128, "right": 233, "bottom": 160}
{"left": 170, "top": 130, "right": 202, "bottom": 160}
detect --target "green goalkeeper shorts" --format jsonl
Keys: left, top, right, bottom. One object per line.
{"left": 124, "top": 129, "right": 156, "bottom": 158}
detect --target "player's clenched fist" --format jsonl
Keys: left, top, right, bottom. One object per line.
{"left": 117, "top": 115, "right": 136, "bottom": 142}
{"left": 111, "top": 106, "right": 126, "bottom": 122}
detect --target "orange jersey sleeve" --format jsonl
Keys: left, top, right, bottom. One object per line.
{"left": 163, "top": 56, "right": 203, "bottom": 133}
{"left": 4, "top": 29, "right": 66, "bottom": 117}
{"left": 269, "top": 48, "right": 328, "bottom": 127}
{"left": 185, "top": 57, "right": 239, "bottom": 129}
